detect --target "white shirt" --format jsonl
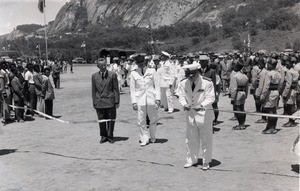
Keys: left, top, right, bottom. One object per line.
{"left": 25, "top": 70, "right": 34, "bottom": 84}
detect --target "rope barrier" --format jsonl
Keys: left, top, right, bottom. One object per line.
{"left": 1, "top": 98, "right": 299, "bottom": 125}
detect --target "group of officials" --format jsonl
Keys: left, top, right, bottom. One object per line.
{"left": 0, "top": 60, "right": 57, "bottom": 125}
{"left": 92, "top": 50, "right": 300, "bottom": 170}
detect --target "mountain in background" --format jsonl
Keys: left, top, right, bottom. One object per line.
{"left": 1, "top": 0, "right": 300, "bottom": 58}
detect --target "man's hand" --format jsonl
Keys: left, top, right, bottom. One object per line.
{"left": 183, "top": 104, "right": 191, "bottom": 111}
{"left": 155, "top": 100, "right": 161, "bottom": 108}
{"left": 132, "top": 103, "right": 138, "bottom": 111}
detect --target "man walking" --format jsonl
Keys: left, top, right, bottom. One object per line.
{"left": 92, "top": 58, "right": 120, "bottom": 144}
{"left": 130, "top": 55, "right": 161, "bottom": 146}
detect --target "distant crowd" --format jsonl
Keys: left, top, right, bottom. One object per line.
{"left": 0, "top": 58, "right": 71, "bottom": 125}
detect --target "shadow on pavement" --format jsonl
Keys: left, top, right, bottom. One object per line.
{"left": 155, "top": 138, "right": 168, "bottom": 144}
{"left": 0, "top": 149, "right": 17, "bottom": 156}
{"left": 197, "top": 158, "right": 221, "bottom": 168}
{"left": 114, "top": 136, "right": 129, "bottom": 142}
{"left": 291, "top": 164, "right": 299, "bottom": 174}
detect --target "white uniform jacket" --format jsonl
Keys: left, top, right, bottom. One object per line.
{"left": 177, "top": 76, "right": 215, "bottom": 124}
{"left": 158, "top": 60, "right": 176, "bottom": 88}
{"left": 130, "top": 67, "right": 161, "bottom": 106}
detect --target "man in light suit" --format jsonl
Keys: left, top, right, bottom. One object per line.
{"left": 92, "top": 58, "right": 120, "bottom": 144}
{"left": 177, "top": 63, "right": 215, "bottom": 170}
{"left": 158, "top": 51, "right": 176, "bottom": 113}
{"left": 130, "top": 55, "right": 161, "bottom": 146}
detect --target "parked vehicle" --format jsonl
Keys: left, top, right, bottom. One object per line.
{"left": 72, "top": 57, "right": 86, "bottom": 64}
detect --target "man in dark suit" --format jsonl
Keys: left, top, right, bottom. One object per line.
{"left": 92, "top": 58, "right": 120, "bottom": 144}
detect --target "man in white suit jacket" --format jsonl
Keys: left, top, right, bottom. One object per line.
{"left": 177, "top": 63, "right": 215, "bottom": 170}
{"left": 130, "top": 55, "right": 161, "bottom": 146}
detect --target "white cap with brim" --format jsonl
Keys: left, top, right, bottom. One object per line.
{"left": 161, "top": 51, "right": 171, "bottom": 58}
{"left": 199, "top": 55, "right": 210, "bottom": 60}
{"left": 182, "top": 63, "right": 200, "bottom": 71}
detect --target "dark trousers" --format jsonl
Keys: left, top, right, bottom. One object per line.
{"left": 53, "top": 77, "right": 60, "bottom": 89}
{"left": 45, "top": 100, "right": 53, "bottom": 116}
{"left": 28, "top": 84, "right": 37, "bottom": 116}
{"left": 233, "top": 104, "right": 246, "bottom": 125}
{"left": 96, "top": 107, "right": 116, "bottom": 139}
{"left": 253, "top": 94, "right": 261, "bottom": 112}
{"left": 212, "top": 102, "right": 219, "bottom": 122}
{"left": 297, "top": 93, "right": 300, "bottom": 109}
{"left": 285, "top": 104, "right": 296, "bottom": 123}
{"left": 265, "top": 107, "right": 278, "bottom": 130}
{"left": 14, "top": 100, "right": 24, "bottom": 120}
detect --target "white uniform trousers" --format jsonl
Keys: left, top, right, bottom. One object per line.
{"left": 186, "top": 118, "right": 213, "bottom": 165}
{"left": 137, "top": 105, "right": 158, "bottom": 143}
{"left": 160, "top": 87, "right": 174, "bottom": 112}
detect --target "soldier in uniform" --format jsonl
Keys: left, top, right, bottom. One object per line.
{"left": 130, "top": 55, "right": 161, "bottom": 146}
{"left": 282, "top": 58, "right": 299, "bottom": 127}
{"left": 230, "top": 62, "right": 249, "bottom": 130}
{"left": 177, "top": 63, "right": 215, "bottom": 170}
{"left": 255, "top": 58, "right": 268, "bottom": 123}
{"left": 260, "top": 59, "right": 281, "bottom": 134}
{"left": 294, "top": 57, "right": 300, "bottom": 109}
{"left": 158, "top": 51, "right": 176, "bottom": 113}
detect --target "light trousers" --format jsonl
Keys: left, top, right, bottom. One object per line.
{"left": 186, "top": 118, "right": 213, "bottom": 165}
{"left": 160, "top": 87, "right": 174, "bottom": 112}
{"left": 137, "top": 105, "right": 158, "bottom": 143}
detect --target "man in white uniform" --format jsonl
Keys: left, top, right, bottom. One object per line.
{"left": 177, "top": 63, "right": 215, "bottom": 170}
{"left": 158, "top": 51, "right": 176, "bottom": 113}
{"left": 130, "top": 55, "right": 161, "bottom": 146}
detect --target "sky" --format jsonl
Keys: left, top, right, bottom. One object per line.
{"left": 0, "top": 0, "right": 70, "bottom": 35}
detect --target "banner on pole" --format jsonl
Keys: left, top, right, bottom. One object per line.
{"left": 38, "top": 0, "right": 45, "bottom": 13}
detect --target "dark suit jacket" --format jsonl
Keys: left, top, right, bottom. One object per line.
{"left": 92, "top": 70, "right": 120, "bottom": 109}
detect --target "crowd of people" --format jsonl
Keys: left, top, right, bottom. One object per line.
{"left": 92, "top": 49, "right": 299, "bottom": 169}
{"left": 0, "top": 59, "right": 71, "bottom": 125}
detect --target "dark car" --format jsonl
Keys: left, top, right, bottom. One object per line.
{"left": 72, "top": 57, "right": 86, "bottom": 64}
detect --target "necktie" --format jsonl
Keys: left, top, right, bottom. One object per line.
{"left": 102, "top": 72, "right": 105, "bottom": 79}
{"left": 141, "top": 68, "right": 144, "bottom": 75}
{"left": 192, "top": 82, "right": 195, "bottom": 91}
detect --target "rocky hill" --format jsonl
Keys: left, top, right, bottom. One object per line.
{"left": 47, "top": 0, "right": 248, "bottom": 34}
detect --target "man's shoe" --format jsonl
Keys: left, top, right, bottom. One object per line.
{"left": 140, "top": 141, "right": 149, "bottom": 146}
{"left": 202, "top": 163, "right": 210, "bottom": 170}
{"left": 167, "top": 110, "right": 173, "bottom": 114}
{"left": 184, "top": 163, "right": 197, "bottom": 168}
{"left": 108, "top": 138, "right": 114, "bottom": 144}
{"left": 100, "top": 137, "right": 108, "bottom": 144}
{"left": 150, "top": 138, "right": 156, "bottom": 143}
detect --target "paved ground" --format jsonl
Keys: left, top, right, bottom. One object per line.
{"left": 0, "top": 65, "right": 299, "bottom": 191}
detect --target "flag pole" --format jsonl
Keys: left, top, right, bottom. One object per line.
{"left": 43, "top": 0, "right": 48, "bottom": 61}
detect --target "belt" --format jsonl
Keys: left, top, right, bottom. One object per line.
{"left": 237, "top": 86, "right": 245, "bottom": 91}
{"left": 269, "top": 83, "right": 278, "bottom": 90}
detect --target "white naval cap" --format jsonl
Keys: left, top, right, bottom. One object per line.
{"left": 182, "top": 63, "right": 200, "bottom": 71}
{"left": 199, "top": 55, "right": 210, "bottom": 60}
{"left": 161, "top": 51, "right": 171, "bottom": 58}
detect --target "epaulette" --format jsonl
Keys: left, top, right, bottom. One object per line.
{"left": 202, "top": 76, "right": 212, "bottom": 81}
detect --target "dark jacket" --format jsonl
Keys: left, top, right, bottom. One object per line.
{"left": 91, "top": 70, "right": 120, "bottom": 109}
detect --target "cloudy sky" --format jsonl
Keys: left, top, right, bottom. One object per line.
{"left": 0, "top": 0, "right": 70, "bottom": 35}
